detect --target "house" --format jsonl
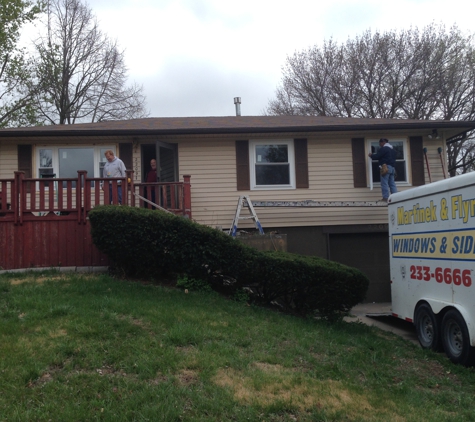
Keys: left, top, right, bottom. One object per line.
{"left": 1, "top": 115, "right": 474, "bottom": 301}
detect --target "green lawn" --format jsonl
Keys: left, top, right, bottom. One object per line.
{"left": 1, "top": 270, "right": 475, "bottom": 421}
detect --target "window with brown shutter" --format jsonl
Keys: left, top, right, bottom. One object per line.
{"left": 352, "top": 136, "right": 425, "bottom": 187}
{"left": 236, "top": 139, "right": 309, "bottom": 190}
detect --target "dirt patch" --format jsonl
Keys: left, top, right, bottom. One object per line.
{"left": 7, "top": 273, "right": 98, "bottom": 285}
{"left": 213, "top": 363, "right": 376, "bottom": 415}
{"left": 28, "top": 372, "right": 54, "bottom": 387}
{"left": 253, "top": 362, "right": 283, "bottom": 372}
{"left": 116, "top": 314, "right": 150, "bottom": 329}
{"left": 396, "top": 358, "right": 462, "bottom": 390}
{"left": 149, "top": 374, "right": 169, "bottom": 385}
{"left": 49, "top": 329, "right": 68, "bottom": 338}
{"left": 10, "top": 277, "right": 50, "bottom": 285}
{"left": 176, "top": 345, "right": 196, "bottom": 354}
{"left": 177, "top": 369, "right": 199, "bottom": 386}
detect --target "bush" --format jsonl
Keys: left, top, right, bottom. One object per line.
{"left": 244, "top": 251, "right": 369, "bottom": 320}
{"left": 176, "top": 275, "right": 213, "bottom": 293}
{"left": 89, "top": 206, "right": 369, "bottom": 320}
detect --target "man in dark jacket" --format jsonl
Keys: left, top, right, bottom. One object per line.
{"left": 145, "top": 159, "right": 158, "bottom": 208}
{"left": 368, "top": 138, "right": 398, "bottom": 202}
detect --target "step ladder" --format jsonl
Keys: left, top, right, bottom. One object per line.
{"left": 229, "top": 195, "right": 265, "bottom": 237}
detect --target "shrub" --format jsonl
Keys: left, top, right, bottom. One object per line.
{"left": 89, "top": 206, "right": 369, "bottom": 320}
{"left": 176, "top": 275, "right": 213, "bottom": 293}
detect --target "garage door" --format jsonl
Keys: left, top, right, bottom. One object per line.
{"left": 329, "top": 232, "right": 391, "bottom": 303}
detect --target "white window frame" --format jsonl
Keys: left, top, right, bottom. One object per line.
{"left": 366, "top": 138, "right": 410, "bottom": 186}
{"left": 36, "top": 145, "right": 117, "bottom": 183}
{"left": 249, "top": 140, "right": 295, "bottom": 190}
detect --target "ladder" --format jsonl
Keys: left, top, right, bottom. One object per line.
{"left": 229, "top": 195, "right": 265, "bottom": 237}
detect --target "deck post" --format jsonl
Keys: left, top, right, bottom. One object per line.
{"left": 126, "top": 170, "right": 134, "bottom": 206}
{"left": 183, "top": 175, "right": 192, "bottom": 219}
{"left": 14, "top": 171, "right": 23, "bottom": 225}
{"left": 77, "top": 171, "right": 87, "bottom": 223}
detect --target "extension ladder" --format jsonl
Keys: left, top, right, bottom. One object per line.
{"left": 229, "top": 196, "right": 264, "bottom": 237}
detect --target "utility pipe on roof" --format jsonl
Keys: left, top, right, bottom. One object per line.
{"left": 234, "top": 97, "right": 241, "bottom": 116}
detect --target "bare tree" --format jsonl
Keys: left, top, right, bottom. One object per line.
{"left": 266, "top": 24, "right": 475, "bottom": 175}
{"left": 34, "top": 0, "right": 148, "bottom": 124}
{"left": 0, "top": 0, "right": 43, "bottom": 127}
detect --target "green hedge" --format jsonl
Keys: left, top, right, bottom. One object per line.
{"left": 89, "top": 206, "right": 369, "bottom": 319}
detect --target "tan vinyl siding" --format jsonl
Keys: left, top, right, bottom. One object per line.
{"left": 0, "top": 143, "right": 19, "bottom": 179}
{"left": 422, "top": 138, "right": 447, "bottom": 182}
{"left": 179, "top": 136, "right": 385, "bottom": 229}
{"left": 179, "top": 134, "right": 449, "bottom": 230}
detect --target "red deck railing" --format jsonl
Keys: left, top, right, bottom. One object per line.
{"left": 0, "top": 171, "right": 192, "bottom": 270}
{"left": 0, "top": 171, "right": 192, "bottom": 224}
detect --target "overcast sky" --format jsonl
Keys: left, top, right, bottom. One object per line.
{"left": 26, "top": 0, "right": 475, "bottom": 118}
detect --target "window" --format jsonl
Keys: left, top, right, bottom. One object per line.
{"left": 36, "top": 146, "right": 116, "bottom": 187}
{"left": 59, "top": 148, "right": 94, "bottom": 178}
{"left": 39, "top": 149, "right": 53, "bottom": 177}
{"left": 38, "top": 148, "right": 54, "bottom": 187}
{"left": 249, "top": 140, "right": 295, "bottom": 189}
{"left": 98, "top": 147, "right": 111, "bottom": 177}
{"left": 368, "top": 138, "right": 408, "bottom": 184}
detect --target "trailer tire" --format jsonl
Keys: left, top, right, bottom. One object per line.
{"left": 415, "top": 303, "right": 441, "bottom": 351}
{"left": 441, "top": 309, "right": 475, "bottom": 366}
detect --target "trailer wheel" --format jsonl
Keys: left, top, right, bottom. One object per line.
{"left": 415, "top": 303, "right": 441, "bottom": 351}
{"left": 441, "top": 310, "right": 475, "bottom": 366}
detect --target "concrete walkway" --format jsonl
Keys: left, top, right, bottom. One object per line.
{"left": 346, "top": 302, "right": 419, "bottom": 345}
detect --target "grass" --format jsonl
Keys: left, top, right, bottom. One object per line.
{"left": 1, "top": 270, "right": 475, "bottom": 421}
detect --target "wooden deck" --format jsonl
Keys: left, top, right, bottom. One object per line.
{"left": 0, "top": 171, "right": 191, "bottom": 270}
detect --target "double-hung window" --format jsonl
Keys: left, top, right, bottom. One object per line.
{"left": 368, "top": 138, "right": 408, "bottom": 184}
{"left": 39, "top": 149, "right": 54, "bottom": 177}
{"left": 249, "top": 140, "right": 295, "bottom": 189}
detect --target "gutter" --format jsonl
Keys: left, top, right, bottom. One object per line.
{"left": 2, "top": 121, "right": 475, "bottom": 138}
{"left": 446, "top": 131, "right": 470, "bottom": 145}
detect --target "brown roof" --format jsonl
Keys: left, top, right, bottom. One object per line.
{"left": 1, "top": 115, "right": 474, "bottom": 138}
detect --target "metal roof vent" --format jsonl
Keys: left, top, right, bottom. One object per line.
{"left": 234, "top": 97, "right": 241, "bottom": 116}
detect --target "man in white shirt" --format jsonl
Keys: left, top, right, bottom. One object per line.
{"left": 102, "top": 150, "right": 126, "bottom": 204}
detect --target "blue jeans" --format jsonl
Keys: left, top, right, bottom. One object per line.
{"left": 108, "top": 184, "right": 122, "bottom": 204}
{"left": 381, "top": 165, "right": 397, "bottom": 199}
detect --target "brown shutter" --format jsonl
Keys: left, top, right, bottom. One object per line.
{"left": 409, "top": 136, "right": 425, "bottom": 186}
{"left": 351, "top": 138, "right": 366, "bottom": 188}
{"left": 18, "top": 145, "right": 32, "bottom": 177}
{"left": 294, "top": 138, "right": 309, "bottom": 188}
{"left": 119, "top": 143, "right": 133, "bottom": 170}
{"left": 236, "top": 140, "right": 250, "bottom": 191}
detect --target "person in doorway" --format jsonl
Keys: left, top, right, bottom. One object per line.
{"left": 145, "top": 159, "right": 158, "bottom": 208}
{"left": 368, "top": 138, "right": 397, "bottom": 202}
{"left": 146, "top": 159, "right": 157, "bottom": 183}
{"left": 102, "top": 150, "right": 126, "bottom": 204}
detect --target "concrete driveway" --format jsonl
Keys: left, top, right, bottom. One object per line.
{"left": 346, "top": 302, "right": 419, "bottom": 345}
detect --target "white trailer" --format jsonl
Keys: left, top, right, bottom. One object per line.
{"left": 388, "top": 172, "right": 475, "bottom": 366}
